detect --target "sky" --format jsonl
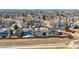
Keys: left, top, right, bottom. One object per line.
{"left": 0, "top": 0, "right": 79, "bottom": 9}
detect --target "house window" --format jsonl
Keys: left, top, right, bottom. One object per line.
{"left": 43, "top": 32, "right": 46, "bottom": 36}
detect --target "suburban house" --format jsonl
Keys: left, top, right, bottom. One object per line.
{"left": 2, "top": 18, "right": 15, "bottom": 28}
{"left": 35, "top": 27, "right": 48, "bottom": 36}
{"left": 35, "top": 27, "right": 58, "bottom": 36}
{"left": 33, "top": 16, "right": 41, "bottom": 28}
{"left": 48, "top": 28, "right": 58, "bottom": 36}
{"left": 56, "top": 22, "right": 65, "bottom": 30}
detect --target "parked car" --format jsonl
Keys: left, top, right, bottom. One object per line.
{"left": 15, "top": 28, "right": 23, "bottom": 37}
{"left": 14, "top": 28, "right": 33, "bottom": 37}
{"left": 0, "top": 28, "right": 9, "bottom": 38}
{"left": 22, "top": 29, "right": 32, "bottom": 36}
{"left": 56, "top": 23, "right": 65, "bottom": 30}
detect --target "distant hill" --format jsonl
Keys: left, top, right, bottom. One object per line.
{"left": 0, "top": 9, "right": 79, "bottom": 14}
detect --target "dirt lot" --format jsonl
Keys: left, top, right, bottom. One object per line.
{"left": 0, "top": 37, "right": 73, "bottom": 48}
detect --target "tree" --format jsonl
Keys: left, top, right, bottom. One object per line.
{"left": 14, "top": 24, "right": 19, "bottom": 30}
{"left": 27, "top": 20, "right": 33, "bottom": 27}
{"left": 64, "top": 25, "right": 70, "bottom": 31}
{"left": 43, "top": 15, "right": 45, "bottom": 20}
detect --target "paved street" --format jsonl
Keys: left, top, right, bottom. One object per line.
{"left": 0, "top": 37, "right": 72, "bottom": 48}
